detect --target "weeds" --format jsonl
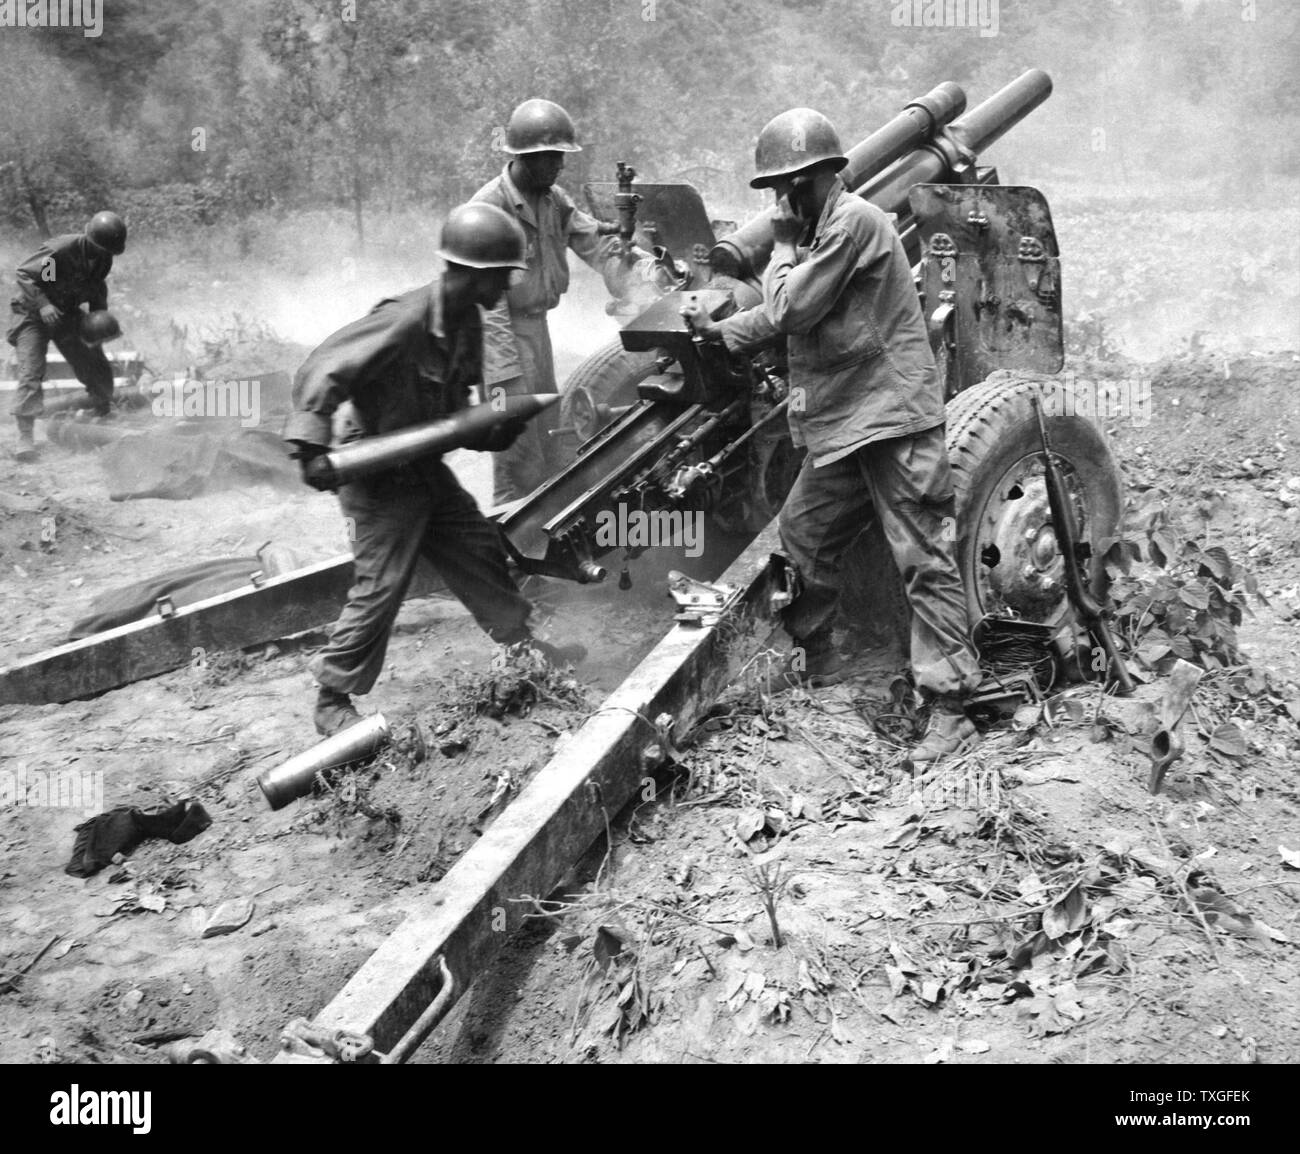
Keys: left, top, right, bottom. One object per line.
{"left": 184, "top": 649, "right": 257, "bottom": 710}
{"left": 1101, "top": 496, "right": 1258, "bottom": 671}
{"left": 743, "top": 848, "right": 790, "bottom": 949}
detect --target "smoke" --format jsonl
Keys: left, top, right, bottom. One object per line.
{"left": 260, "top": 265, "right": 428, "bottom": 349}
{"left": 16, "top": 0, "right": 1293, "bottom": 372}
{"left": 973, "top": 0, "right": 1300, "bottom": 359}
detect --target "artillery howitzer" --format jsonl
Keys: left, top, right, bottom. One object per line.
{"left": 256, "top": 71, "right": 1129, "bottom": 1058}
{"left": 0, "top": 70, "right": 1132, "bottom": 1062}
{"left": 489, "top": 69, "right": 1123, "bottom": 676}
{"left": 1, "top": 69, "right": 1126, "bottom": 709}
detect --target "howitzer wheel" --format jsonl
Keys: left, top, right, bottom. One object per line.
{"left": 945, "top": 370, "right": 1123, "bottom": 629}
{"left": 840, "top": 371, "right": 1123, "bottom": 655}
{"left": 559, "top": 340, "right": 660, "bottom": 450}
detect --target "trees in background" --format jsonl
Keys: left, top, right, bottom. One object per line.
{"left": 0, "top": 35, "right": 112, "bottom": 236}
{"left": 3, "top": 0, "right": 1296, "bottom": 240}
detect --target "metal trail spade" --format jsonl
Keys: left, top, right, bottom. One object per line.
{"left": 1148, "top": 659, "right": 1204, "bottom": 795}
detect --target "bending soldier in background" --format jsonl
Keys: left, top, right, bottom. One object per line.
{"left": 471, "top": 98, "right": 628, "bottom": 505}
{"left": 7, "top": 211, "right": 128, "bottom": 460}
{"left": 284, "top": 203, "right": 586, "bottom": 738}
{"left": 684, "top": 109, "right": 983, "bottom": 762}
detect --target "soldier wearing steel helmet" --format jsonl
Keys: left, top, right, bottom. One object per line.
{"left": 683, "top": 108, "right": 983, "bottom": 762}
{"left": 284, "top": 202, "right": 586, "bottom": 737}
{"left": 7, "top": 211, "right": 127, "bottom": 459}
{"left": 471, "top": 98, "right": 627, "bottom": 505}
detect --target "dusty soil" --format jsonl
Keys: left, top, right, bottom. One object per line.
{"left": 423, "top": 350, "right": 1300, "bottom": 1065}
{"left": 0, "top": 478, "right": 717, "bottom": 1063}
{"left": 1, "top": 241, "right": 1297, "bottom": 1066}
{"left": 0, "top": 278, "right": 670, "bottom": 1064}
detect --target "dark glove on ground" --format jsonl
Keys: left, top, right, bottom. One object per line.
{"left": 65, "top": 799, "right": 213, "bottom": 878}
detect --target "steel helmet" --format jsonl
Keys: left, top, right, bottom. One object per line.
{"left": 437, "top": 203, "right": 528, "bottom": 270}
{"left": 504, "top": 99, "right": 582, "bottom": 154}
{"left": 86, "top": 211, "right": 127, "bottom": 255}
{"left": 750, "top": 108, "right": 848, "bottom": 189}
{"left": 80, "top": 310, "right": 122, "bottom": 344}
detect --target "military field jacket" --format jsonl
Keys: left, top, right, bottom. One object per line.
{"left": 284, "top": 280, "right": 481, "bottom": 455}
{"left": 718, "top": 183, "right": 944, "bottom": 464}
{"left": 13, "top": 234, "right": 112, "bottom": 316}
{"left": 471, "top": 165, "right": 619, "bottom": 385}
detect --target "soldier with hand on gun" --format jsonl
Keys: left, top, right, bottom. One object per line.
{"left": 284, "top": 202, "right": 586, "bottom": 738}
{"left": 682, "top": 108, "right": 983, "bottom": 762}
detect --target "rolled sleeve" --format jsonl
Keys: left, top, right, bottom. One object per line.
{"left": 717, "top": 304, "right": 782, "bottom": 354}
{"left": 565, "top": 199, "right": 619, "bottom": 272}
{"left": 282, "top": 408, "right": 334, "bottom": 447}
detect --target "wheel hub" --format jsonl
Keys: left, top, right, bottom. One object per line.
{"left": 972, "top": 456, "right": 1083, "bottom": 623}
{"left": 568, "top": 386, "right": 601, "bottom": 442}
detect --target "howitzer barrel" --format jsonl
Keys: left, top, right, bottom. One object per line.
{"left": 950, "top": 66, "right": 1053, "bottom": 161}
{"left": 323, "top": 394, "right": 559, "bottom": 488}
{"left": 718, "top": 81, "right": 967, "bottom": 273}
{"left": 837, "top": 80, "right": 967, "bottom": 193}
{"left": 856, "top": 67, "right": 1052, "bottom": 209}
{"left": 713, "top": 70, "right": 1051, "bottom": 278}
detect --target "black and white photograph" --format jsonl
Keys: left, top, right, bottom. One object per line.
{"left": 0, "top": 0, "right": 1296, "bottom": 1112}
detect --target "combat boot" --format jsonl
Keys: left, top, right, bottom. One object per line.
{"left": 908, "top": 696, "right": 978, "bottom": 763}
{"left": 314, "top": 686, "right": 363, "bottom": 737}
{"left": 13, "top": 419, "right": 38, "bottom": 462}
{"left": 781, "top": 630, "right": 848, "bottom": 689}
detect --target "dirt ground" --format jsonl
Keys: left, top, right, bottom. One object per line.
{"left": 0, "top": 448, "right": 730, "bottom": 1064}
{"left": 1, "top": 232, "right": 1298, "bottom": 1065}
{"left": 423, "top": 350, "right": 1300, "bottom": 1065}
{"left": 0, "top": 286, "right": 648, "bottom": 1063}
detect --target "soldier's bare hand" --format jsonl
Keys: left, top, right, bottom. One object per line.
{"left": 771, "top": 194, "right": 806, "bottom": 245}
{"left": 679, "top": 296, "right": 719, "bottom": 340}
{"left": 39, "top": 304, "right": 63, "bottom": 326}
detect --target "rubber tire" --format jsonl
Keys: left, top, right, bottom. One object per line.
{"left": 840, "top": 370, "right": 1124, "bottom": 653}
{"left": 945, "top": 370, "right": 1124, "bottom": 629}
{"left": 558, "top": 341, "right": 660, "bottom": 453}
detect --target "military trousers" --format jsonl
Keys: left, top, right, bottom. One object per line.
{"left": 311, "top": 459, "right": 533, "bottom": 695}
{"left": 490, "top": 312, "right": 563, "bottom": 506}
{"left": 7, "top": 305, "right": 114, "bottom": 423}
{"left": 778, "top": 423, "right": 982, "bottom": 698}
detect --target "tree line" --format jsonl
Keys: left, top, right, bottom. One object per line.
{"left": 2, "top": 0, "right": 1295, "bottom": 241}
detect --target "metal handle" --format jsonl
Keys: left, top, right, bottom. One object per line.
{"left": 380, "top": 955, "right": 456, "bottom": 1064}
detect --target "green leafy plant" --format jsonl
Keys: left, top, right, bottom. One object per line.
{"left": 1099, "top": 500, "right": 1259, "bottom": 672}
